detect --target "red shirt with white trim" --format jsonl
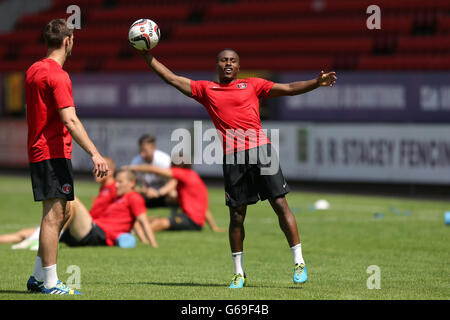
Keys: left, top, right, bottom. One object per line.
{"left": 190, "top": 78, "right": 274, "bottom": 154}
{"left": 89, "top": 182, "right": 117, "bottom": 220}
{"left": 25, "top": 58, "right": 75, "bottom": 163}
{"left": 171, "top": 167, "right": 208, "bottom": 227}
{"left": 94, "top": 191, "right": 146, "bottom": 246}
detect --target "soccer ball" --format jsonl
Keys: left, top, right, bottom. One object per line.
{"left": 128, "top": 19, "right": 160, "bottom": 51}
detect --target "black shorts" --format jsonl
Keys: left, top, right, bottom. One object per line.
{"left": 168, "top": 214, "right": 202, "bottom": 231}
{"left": 29, "top": 158, "right": 74, "bottom": 202}
{"left": 222, "top": 144, "right": 290, "bottom": 207}
{"left": 60, "top": 223, "right": 107, "bottom": 247}
{"left": 144, "top": 195, "right": 168, "bottom": 208}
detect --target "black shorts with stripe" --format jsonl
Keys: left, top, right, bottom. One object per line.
{"left": 222, "top": 144, "right": 290, "bottom": 207}
{"left": 29, "top": 158, "right": 74, "bottom": 202}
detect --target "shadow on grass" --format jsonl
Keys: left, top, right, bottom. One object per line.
{"left": 0, "top": 290, "right": 30, "bottom": 294}
{"left": 121, "top": 281, "right": 225, "bottom": 288}
{"left": 120, "top": 282, "right": 306, "bottom": 290}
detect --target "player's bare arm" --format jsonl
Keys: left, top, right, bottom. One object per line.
{"left": 136, "top": 213, "right": 158, "bottom": 248}
{"left": 158, "top": 178, "right": 177, "bottom": 196}
{"left": 268, "top": 70, "right": 337, "bottom": 98}
{"left": 58, "top": 106, "right": 109, "bottom": 177}
{"left": 137, "top": 50, "right": 192, "bottom": 97}
{"left": 123, "top": 164, "right": 173, "bottom": 178}
{"left": 205, "top": 209, "right": 226, "bottom": 233}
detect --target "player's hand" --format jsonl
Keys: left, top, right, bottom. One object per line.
{"left": 92, "top": 154, "right": 109, "bottom": 178}
{"left": 145, "top": 187, "right": 160, "bottom": 199}
{"left": 212, "top": 226, "right": 227, "bottom": 233}
{"left": 136, "top": 49, "right": 153, "bottom": 60}
{"left": 317, "top": 70, "right": 337, "bottom": 87}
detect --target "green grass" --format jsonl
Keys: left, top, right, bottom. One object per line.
{"left": 0, "top": 174, "right": 449, "bottom": 300}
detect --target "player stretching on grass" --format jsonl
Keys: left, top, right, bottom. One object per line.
{"left": 25, "top": 19, "right": 109, "bottom": 295}
{"left": 135, "top": 47, "right": 336, "bottom": 288}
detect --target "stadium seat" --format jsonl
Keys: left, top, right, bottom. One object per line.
{"left": 0, "top": 0, "right": 448, "bottom": 72}
{"left": 171, "top": 16, "right": 413, "bottom": 40}
{"left": 87, "top": 5, "right": 190, "bottom": 25}
{"left": 397, "top": 35, "right": 450, "bottom": 53}
{"left": 358, "top": 54, "right": 450, "bottom": 70}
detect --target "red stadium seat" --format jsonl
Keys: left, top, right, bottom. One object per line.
{"left": 87, "top": 5, "right": 190, "bottom": 25}
{"left": 358, "top": 55, "right": 450, "bottom": 70}
{"left": 153, "top": 37, "right": 372, "bottom": 57}
{"left": 0, "top": 30, "right": 42, "bottom": 45}
{"left": 0, "top": 0, "right": 448, "bottom": 72}
{"left": 172, "top": 16, "right": 413, "bottom": 40}
{"left": 397, "top": 35, "right": 450, "bottom": 53}
{"left": 50, "top": 0, "right": 105, "bottom": 11}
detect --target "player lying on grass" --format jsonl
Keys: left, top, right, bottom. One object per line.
{"left": 135, "top": 47, "right": 337, "bottom": 288}
{"left": 122, "top": 159, "right": 226, "bottom": 234}
{"left": 3, "top": 157, "right": 116, "bottom": 251}
{"left": 27, "top": 169, "right": 157, "bottom": 294}
{"left": 58, "top": 168, "right": 158, "bottom": 249}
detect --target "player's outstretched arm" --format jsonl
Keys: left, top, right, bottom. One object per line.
{"left": 137, "top": 50, "right": 192, "bottom": 97}
{"left": 123, "top": 164, "right": 173, "bottom": 179}
{"left": 59, "top": 106, "right": 109, "bottom": 178}
{"left": 268, "top": 70, "right": 337, "bottom": 98}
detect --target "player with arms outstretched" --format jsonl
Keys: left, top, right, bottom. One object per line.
{"left": 135, "top": 47, "right": 336, "bottom": 288}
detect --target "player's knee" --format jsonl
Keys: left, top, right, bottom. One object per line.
{"left": 229, "top": 207, "right": 246, "bottom": 225}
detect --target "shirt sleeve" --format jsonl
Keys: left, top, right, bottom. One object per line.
{"left": 190, "top": 80, "right": 208, "bottom": 102}
{"left": 49, "top": 71, "right": 75, "bottom": 109}
{"left": 249, "top": 78, "right": 275, "bottom": 98}
{"left": 129, "top": 192, "right": 147, "bottom": 218}
{"left": 170, "top": 167, "right": 186, "bottom": 183}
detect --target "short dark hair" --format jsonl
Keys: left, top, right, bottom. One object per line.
{"left": 43, "top": 19, "right": 73, "bottom": 49}
{"left": 138, "top": 134, "right": 156, "bottom": 146}
{"left": 216, "top": 48, "right": 240, "bottom": 63}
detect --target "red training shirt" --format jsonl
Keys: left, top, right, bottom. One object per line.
{"left": 25, "top": 58, "right": 75, "bottom": 163}
{"left": 89, "top": 181, "right": 117, "bottom": 220}
{"left": 171, "top": 167, "right": 208, "bottom": 227}
{"left": 94, "top": 191, "right": 146, "bottom": 246}
{"left": 190, "top": 78, "right": 274, "bottom": 154}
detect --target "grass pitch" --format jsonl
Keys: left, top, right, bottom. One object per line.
{"left": 0, "top": 174, "right": 449, "bottom": 300}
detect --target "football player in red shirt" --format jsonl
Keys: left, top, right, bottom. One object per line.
{"left": 124, "top": 160, "right": 225, "bottom": 234}
{"left": 89, "top": 157, "right": 117, "bottom": 220}
{"left": 135, "top": 47, "right": 336, "bottom": 288}
{"left": 0, "top": 157, "right": 116, "bottom": 248}
{"left": 60, "top": 169, "right": 158, "bottom": 248}
{"left": 25, "top": 19, "right": 109, "bottom": 295}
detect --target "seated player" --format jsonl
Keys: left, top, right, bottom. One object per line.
{"left": 1, "top": 157, "right": 116, "bottom": 250}
{"left": 130, "top": 134, "right": 178, "bottom": 209}
{"left": 59, "top": 169, "right": 158, "bottom": 248}
{"left": 123, "top": 158, "right": 225, "bottom": 234}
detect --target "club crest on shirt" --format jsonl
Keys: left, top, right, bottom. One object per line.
{"left": 237, "top": 83, "right": 247, "bottom": 89}
{"left": 62, "top": 184, "right": 72, "bottom": 194}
